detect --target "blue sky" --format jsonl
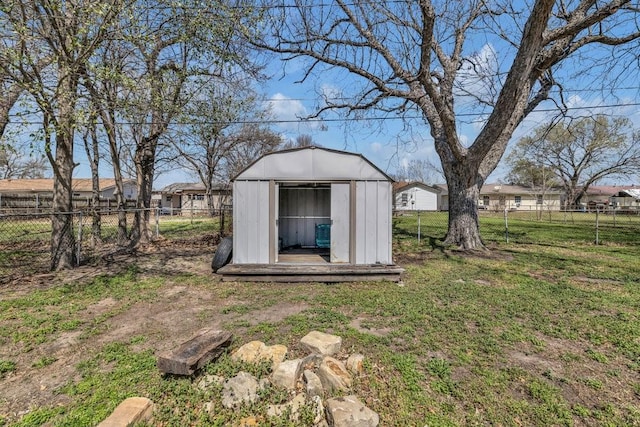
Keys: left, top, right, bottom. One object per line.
{"left": 59, "top": 49, "right": 640, "bottom": 189}
{"left": 236, "top": 53, "right": 640, "bottom": 189}
{"left": 6, "top": 4, "right": 638, "bottom": 190}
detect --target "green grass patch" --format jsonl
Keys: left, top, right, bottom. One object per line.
{"left": 2, "top": 216, "right": 640, "bottom": 426}
{"left": 0, "top": 359, "right": 16, "bottom": 377}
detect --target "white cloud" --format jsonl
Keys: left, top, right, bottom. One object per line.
{"left": 456, "top": 44, "right": 499, "bottom": 104}
{"left": 265, "top": 93, "right": 318, "bottom": 132}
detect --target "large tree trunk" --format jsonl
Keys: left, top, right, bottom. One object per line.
{"left": 49, "top": 58, "right": 79, "bottom": 269}
{"left": 443, "top": 172, "right": 485, "bottom": 250}
{"left": 132, "top": 136, "right": 157, "bottom": 245}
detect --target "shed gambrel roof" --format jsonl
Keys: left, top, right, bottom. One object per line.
{"left": 234, "top": 146, "right": 392, "bottom": 182}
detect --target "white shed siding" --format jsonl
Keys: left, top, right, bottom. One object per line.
{"left": 355, "top": 181, "right": 392, "bottom": 264}
{"left": 395, "top": 186, "right": 439, "bottom": 211}
{"left": 232, "top": 147, "right": 394, "bottom": 266}
{"left": 330, "top": 183, "right": 350, "bottom": 263}
{"left": 233, "top": 180, "right": 270, "bottom": 264}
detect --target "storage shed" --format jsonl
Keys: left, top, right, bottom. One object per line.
{"left": 218, "top": 146, "right": 403, "bottom": 282}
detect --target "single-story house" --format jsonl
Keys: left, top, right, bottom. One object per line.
{"left": 434, "top": 183, "right": 564, "bottom": 211}
{"left": 217, "top": 146, "right": 403, "bottom": 282}
{"left": 158, "top": 182, "right": 230, "bottom": 215}
{"left": 393, "top": 181, "right": 441, "bottom": 211}
{"left": 434, "top": 183, "right": 639, "bottom": 211}
{"left": 0, "top": 178, "right": 137, "bottom": 210}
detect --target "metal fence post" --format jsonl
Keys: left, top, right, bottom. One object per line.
{"left": 77, "top": 212, "right": 83, "bottom": 266}
{"left": 417, "top": 210, "right": 421, "bottom": 243}
{"left": 595, "top": 209, "right": 600, "bottom": 245}
{"left": 155, "top": 207, "right": 160, "bottom": 238}
{"left": 504, "top": 208, "right": 509, "bottom": 243}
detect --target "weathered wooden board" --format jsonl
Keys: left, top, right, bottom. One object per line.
{"left": 220, "top": 273, "right": 402, "bottom": 283}
{"left": 157, "top": 329, "right": 232, "bottom": 375}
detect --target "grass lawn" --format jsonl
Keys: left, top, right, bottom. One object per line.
{"left": 0, "top": 216, "right": 638, "bottom": 426}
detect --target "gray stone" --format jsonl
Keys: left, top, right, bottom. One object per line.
{"left": 300, "top": 331, "right": 342, "bottom": 356}
{"left": 267, "top": 393, "right": 306, "bottom": 420}
{"left": 346, "top": 354, "right": 365, "bottom": 375}
{"left": 271, "top": 358, "right": 304, "bottom": 390}
{"left": 317, "top": 356, "right": 352, "bottom": 393}
{"left": 325, "top": 395, "right": 379, "bottom": 427}
{"left": 303, "top": 352, "right": 324, "bottom": 369}
{"left": 304, "top": 369, "right": 324, "bottom": 398}
{"left": 311, "top": 395, "right": 326, "bottom": 426}
{"left": 221, "top": 371, "right": 259, "bottom": 408}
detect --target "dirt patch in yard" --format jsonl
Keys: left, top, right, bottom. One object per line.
{"left": 0, "top": 240, "right": 310, "bottom": 423}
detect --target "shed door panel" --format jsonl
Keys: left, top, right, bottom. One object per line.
{"left": 330, "top": 183, "right": 350, "bottom": 263}
{"left": 233, "top": 180, "right": 270, "bottom": 264}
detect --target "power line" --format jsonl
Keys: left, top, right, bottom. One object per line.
{"left": 6, "top": 101, "right": 640, "bottom": 127}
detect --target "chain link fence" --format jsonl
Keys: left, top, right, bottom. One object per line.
{"left": 2, "top": 207, "right": 638, "bottom": 276}
{"left": 394, "top": 208, "right": 640, "bottom": 246}
{"left": 0, "top": 208, "right": 231, "bottom": 274}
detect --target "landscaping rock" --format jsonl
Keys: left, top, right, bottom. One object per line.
{"left": 97, "top": 397, "right": 154, "bottom": 427}
{"left": 263, "top": 344, "right": 288, "bottom": 369}
{"left": 325, "top": 395, "right": 379, "bottom": 427}
{"left": 237, "top": 416, "right": 264, "bottom": 426}
{"left": 300, "top": 331, "right": 342, "bottom": 356}
{"left": 311, "top": 395, "right": 327, "bottom": 426}
{"left": 304, "top": 369, "right": 324, "bottom": 398}
{"left": 317, "top": 356, "right": 352, "bottom": 392}
{"left": 346, "top": 353, "right": 365, "bottom": 375}
{"left": 231, "top": 341, "right": 288, "bottom": 369}
{"left": 221, "top": 371, "right": 260, "bottom": 408}
{"left": 271, "top": 358, "right": 304, "bottom": 390}
{"left": 231, "top": 341, "right": 264, "bottom": 363}
{"left": 267, "top": 393, "right": 306, "bottom": 420}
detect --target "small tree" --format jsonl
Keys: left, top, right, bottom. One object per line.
{"left": 168, "top": 82, "right": 271, "bottom": 217}
{"left": 394, "top": 159, "right": 442, "bottom": 185}
{"left": 280, "top": 134, "right": 316, "bottom": 150}
{"left": 508, "top": 115, "right": 640, "bottom": 210}
{"left": 0, "top": 144, "right": 48, "bottom": 179}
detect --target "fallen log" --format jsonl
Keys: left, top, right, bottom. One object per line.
{"left": 157, "top": 329, "right": 232, "bottom": 375}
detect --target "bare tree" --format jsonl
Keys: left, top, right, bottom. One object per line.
{"left": 0, "top": 0, "right": 123, "bottom": 269}
{"left": 168, "top": 82, "right": 271, "bottom": 217}
{"left": 81, "top": 40, "right": 133, "bottom": 246}
{"left": 0, "top": 144, "right": 48, "bottom": 179}
{"left": 508, "top": 115, "right": 640, "bottom": 209}
{"left": 280, "top": 133, "right": 316, "bottom": 149}
{"left": 394, "top": 158, "right": 442, "bottom": 185}
{"left": 252, "top": 0, "right": 640, "bottom": 249}
{"left": 222, "top": 125, "right": 283, "bottom": 180}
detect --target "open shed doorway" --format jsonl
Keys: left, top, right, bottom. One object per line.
{"left": 277, "top": 183, "right": 331, "bottom": 264}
